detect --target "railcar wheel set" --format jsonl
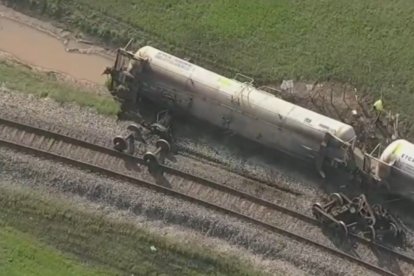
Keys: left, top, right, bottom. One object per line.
{"left": 312, "top": 193, "right": 406, "bottom": 246}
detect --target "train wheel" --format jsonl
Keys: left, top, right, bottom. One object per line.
{"left": 312, "top": 203, "right": 324, "bottom": 221}
{"left": 113, "top": 136, "right": 127, "bottom": 152}
{"left": 368, "top": 225, "right": 376, "bottom": 241}
{"left": 127, "top": 123, "right": 141, "bottom": 132}
{"left": 155, "top": 139, "right": 171, "bottom": 153}
{"left": 335, "top": 221, "right": 348, "bottom": 238}
{"left": 329, "top": 193, "right": 344, "bottom": 205}
{"left": 364, "top": 217, "right": 376, "bottom": 227}
{"left": 143, "top": 152, "right": 158, "bottom": 166}
{"left": 389, "top": 223, "right": 398, "bottom": 239}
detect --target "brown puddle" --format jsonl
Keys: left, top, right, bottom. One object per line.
{"left": 0, "top": 17, "right": 112, "bottom": 84}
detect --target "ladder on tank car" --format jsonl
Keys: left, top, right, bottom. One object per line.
{"left": 232, "top": 73, "right": 255, "bottom": 107}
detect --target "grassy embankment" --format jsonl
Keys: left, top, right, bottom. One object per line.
{"left": 0, "top": 60, "right": 119, "bottom": 116}
{"left": 0, "top": 226, "right": 110, "bottom": 276}
{"left": 0, "top": 184, "right": 262, "bottom": 276}
{"left": 4, "top": 0, "right": 414, "bottom": 135}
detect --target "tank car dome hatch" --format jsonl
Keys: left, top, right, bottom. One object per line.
{"left": 377, "top": 139, "right": 414, "bottom": 180}
{"left": 134, "top": 46, "right": 151, "bottom": 58}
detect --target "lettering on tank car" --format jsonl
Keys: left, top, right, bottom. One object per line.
{"left": 304, "top": 118, "right": 312, "bottom": 124}
{"left": 401, "top": 153, "right": 414, "bottom": 163}
{"left": 154, "top": 51, "right": 192, "bottom": 71}
{"left": 318, "top": 123, "right": 331, "bottom": 132}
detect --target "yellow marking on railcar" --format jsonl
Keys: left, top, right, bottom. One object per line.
{"left": 218, "top": 77, "right": 232, "bottom": 87}
{"left": 394, "top": 142, "right": 404, "bottom": 156}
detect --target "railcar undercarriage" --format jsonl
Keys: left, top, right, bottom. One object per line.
{"left": 312, "top": 193, "right": 406, "bottom": 247}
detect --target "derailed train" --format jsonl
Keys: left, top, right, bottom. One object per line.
{"left": 106, "top": 45, "right": 414, "bottom": 197}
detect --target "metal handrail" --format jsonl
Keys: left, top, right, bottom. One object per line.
{"left": 258, "top": 86, "right": 283, "bottom": 97}
{"left": 233, "top": 73, "right": 254, "bottom": 85}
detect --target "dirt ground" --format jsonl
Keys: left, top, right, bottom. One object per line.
{"left": 0, "top": 5, "right": 113, "bottom": 89}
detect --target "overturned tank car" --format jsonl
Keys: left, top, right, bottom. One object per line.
{"left": 105, "top": 45, "right": 414, "bottom": 199}
{"left": 106, "top": 46, "right": 357, "bottom": 178}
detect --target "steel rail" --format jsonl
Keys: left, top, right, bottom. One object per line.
{"left": 0, "top": 117, "right": 411, "bottom": 275}
{"left": 0, "top": 117, "right": 411, "bottom": 263}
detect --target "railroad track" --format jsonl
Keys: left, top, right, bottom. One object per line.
{"left": 175, "top": 145, "right": 304, "bottom": 196}
{"left": 0, "top": 117, "right": 413, "bottom": 275}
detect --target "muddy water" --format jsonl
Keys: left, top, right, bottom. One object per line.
{"left": 0, "top": 17, "right": 112, "bottom": 84}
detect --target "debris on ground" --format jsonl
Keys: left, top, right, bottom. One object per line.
{"left": 312, "top": 193, "right": 406, "bottom": 247}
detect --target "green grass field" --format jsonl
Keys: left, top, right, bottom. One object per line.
{"left": 0, "top": 184, "right": 262, "bottom": 276}
{"left": 0, "top": 60, "right": 120, "bottom": 116}
{"left": 7, "top": 0, "right": 414, "bottom": 134}
{"left": 0, "top": 226, "right": 110, "bottom": 276}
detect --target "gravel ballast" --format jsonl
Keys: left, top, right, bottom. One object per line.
{"left": 0, "top": 145, "right": 375, "bottom": 276}
{"left": 0, "top": 87, "right": 384, "bottom": 275}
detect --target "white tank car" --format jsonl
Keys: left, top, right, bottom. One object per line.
{"left": 129, "top": 46, "right": 356, "bottom": 165}
{"left": 376, "top": 139, "right": 414, "bottom": 193}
